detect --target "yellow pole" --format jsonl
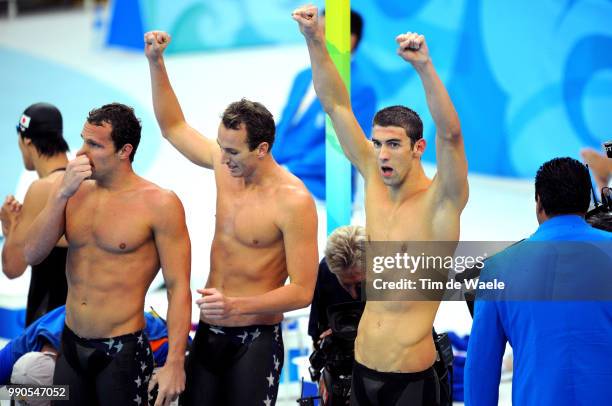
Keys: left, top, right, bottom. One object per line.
{"left": 325, "top": 0, "right": 351, "bottom": 234}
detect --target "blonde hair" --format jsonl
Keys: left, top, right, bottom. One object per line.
{"left": 324, "top": 225, "right": 366, "bottom": 275}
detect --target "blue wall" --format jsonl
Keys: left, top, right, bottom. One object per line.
{"left": 108, "top": 0, "right": 612, "bottom": 178}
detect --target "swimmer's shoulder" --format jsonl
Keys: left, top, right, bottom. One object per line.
{"left": 26, "top": 169, "right": 69, "bottom": 195}
{"left": 26, "top": 177, "right": 55, "bottom": 197}
{"left": 273, "top": 175, "right": 316, "bottom": 221}
{"left": 19, "top": 178, "right": 58, "bottom": 212}
{"left": 136, "top": 179, "right": 185, "bottom": 212}
{"left": 275, "top": 169, "right": 313, "bottom": 200}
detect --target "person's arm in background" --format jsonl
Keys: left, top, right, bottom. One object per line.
{"left": 351, "top": 76, "right": 377, "bottom": 140}
{"left": 274, "top": 68, "right": 313, "bottom": 166}
{"left": 464, "top": 299, "right": 507, "bottom": 405}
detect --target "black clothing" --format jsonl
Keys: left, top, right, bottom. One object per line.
{"left": 26, "top": 246, "right": 68, "bottom": 326}
{"left": 52, "top": 324, "right": 154, "bottom": 406}
{"left": 181, "top": 321, "right": 284, "bottom": 406}
{"left": 308, "top": 258, "right": 361, "bottom": 344}
{"left": 350, "top": 361, "right": 440, "bottom": 406}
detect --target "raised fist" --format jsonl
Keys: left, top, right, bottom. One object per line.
{"left": 292, "top": 5, "right": 322, "bottom": 41}
{"left": 144, "top": 31, "right": 171, "bottom": 62}
{"left": 396, "top": 32, "right": 430, "bottom": 67}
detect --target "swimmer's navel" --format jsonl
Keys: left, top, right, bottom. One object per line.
{"left": 119, "top": 242, "right": 126, "bottom": 250}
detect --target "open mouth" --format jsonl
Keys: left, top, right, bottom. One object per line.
{"left": 381, "top": 166, "right": 393, "bottom": 177}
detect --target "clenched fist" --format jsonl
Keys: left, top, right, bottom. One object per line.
{"left": 1, "top": 195, "right": 22, "bottom": 236}
{"left": 196, "top": 288, "right": 236, "bottom": 320}
{"left": 144, "top": 31, "right": 171, "bottom": 62}
{"left": 292, "top": 4, "right": 323, "bottom": 41}
{"left": 396, "top": 32, "right": 431, "bottom": 68}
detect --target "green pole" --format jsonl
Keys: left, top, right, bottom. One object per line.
{"left": 325, "top": 0, "right": 351, "bottom": 235}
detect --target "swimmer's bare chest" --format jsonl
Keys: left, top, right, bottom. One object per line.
{"left": 66, "top": 185, "right": 154, "bottom": 253}
{"left": 209, "top": 182, "right": 287, "bottom": 292}
{"left": 64, "top": 185, "right": 159, "bottom": 305}
{"left": 365, "top": 187, "right": 434, "bottom": 242}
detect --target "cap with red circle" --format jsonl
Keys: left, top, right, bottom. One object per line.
{"left": 17, "top": 102, "right": 63, "bottom": 139}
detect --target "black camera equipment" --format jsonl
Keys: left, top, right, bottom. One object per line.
{"left": 604, "top": 140, "right": 612, "bottom": 158}
{"left": 433, "top": 329, "right": 454, "bottom": 405}
{"left": 299, "top": 301, "right": 364, "bottom": 406}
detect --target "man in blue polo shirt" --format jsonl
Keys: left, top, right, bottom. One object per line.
{"left": 465, "top": 157, "right": 612, "bottom": 405}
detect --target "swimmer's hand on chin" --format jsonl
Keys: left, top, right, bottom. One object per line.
{"left": 196, "top": 288, "right": 237, "bottom": 320}
{"left": 59, "top": 155, "right": 92, "bottom": 199}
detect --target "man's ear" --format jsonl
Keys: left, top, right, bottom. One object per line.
{"left": 118, "top": 144, "right": 133, "bottom": 161}
{"left": 257, "top": 142, "right": 270, "bottom": 159}
{"left": 350, "top": 34, "right": 358, "bottom": 52}
{"left": 413, "top": 138, "right": 426, "bottom": 158}
{"left": 536, "top": 194, "right": 545, "bottom": 214}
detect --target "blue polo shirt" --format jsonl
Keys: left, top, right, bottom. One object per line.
{"left": 465, "top": 215, "right": 612, "bottom": 406}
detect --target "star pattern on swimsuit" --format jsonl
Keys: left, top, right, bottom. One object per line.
{"left": 105, "top": 338, "right": 115, "bottom": 350}
{"left": 210, "top": 326, "right": 225, "bottom": 335}
{"left": 135, "top": 376, "right": 142, "bottom": 388}
{"left": 114, "top": 340, "right": 123, "bottom": 353}
{"left": 250, "top": 328, "right": 261, "bottom": 341}
{"left": 266, "top": 372, "right": 275, "bottom": 387}
{"left": 238, "top": 331, "right": 249, "bottom": 344}
{"left": 263, "top": 395, "right": 272, "bottom": 406}
{"left": 137, "top": 334, "right": 144, "bottom": 346}
{"left": 141, "top": 361, "right": 147, "bottom": 372}
{"left": 273, "top": 325, "right": 280, "bottom": 341}
{"left": 273, "top": 354, "right": 280, "bottom": 371}
{"left": 146, "top": 347, "right": 150, "bottom": 355}
{"left": 133, "top": 394, "right": 142, "bottom": 405}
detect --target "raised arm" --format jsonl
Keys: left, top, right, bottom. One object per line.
{"left": 24, "top": 156, "right": 91, "bottom": 265}
{"left": 2, "top": 182, "right": 51, "bottom": 278}
{"left": 148, "top": 190, "right": 191, "bottom": 406}
{"left": 397, "top": 33, "right": 468, "bottom": 208}
{"left": 198, "top": 188, "right": 318, "bottom": 318}
{"left": 292, "top": 5, "right": 373, "bottom": 174}
{"left": 145, "top": 31, "right": 218, "bottom": 169}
